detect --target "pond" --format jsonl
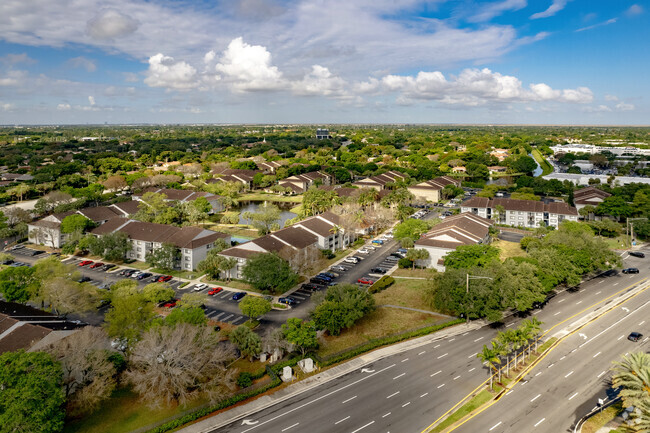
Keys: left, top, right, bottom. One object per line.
{"left": 234, "top": 200, "right": 297, "bottom": 228}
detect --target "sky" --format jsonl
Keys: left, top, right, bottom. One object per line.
{"left": 0, "top": 0, "right": 648, "bottom": 125}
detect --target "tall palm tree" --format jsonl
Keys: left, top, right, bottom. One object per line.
{"left": 510, "top": 329, "right": 525, "bottom": 370}
{"left": 496, "top": 331, "right": 513, "bottom": 377}
{"left": 612, "top": 352, "right": 650, "bottom": 432}
{"left": 477, "top": 345, "right": 500, "bottom": 390}
{"left": 491, "top": 340, "right": 506, "bottom": 383}
{"left": 526, "top": 317, "right": 543, "bottom": 353}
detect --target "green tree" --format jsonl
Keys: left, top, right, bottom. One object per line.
{"left": 596, "top": 196, "right": 633, "bottom": 220}
{"left": 612, "top": 352, "right": 650, "bottom": 409}
{"left": 312, "top": 284, "right": 375, "bottom": 336}
{"left": 242, "top": 253, "right": 298, "bottom": 294}
{"left": 509, "top": 155, "right": 537, "bottom": 174}
{"left": 444, "top": 244, "right": 500, "bottom": 269}
{"left": 105, "top": 285, "right": 155, "bottom": 346}
{"left": 0, "top": 351, "right": 65, "bottom": 433}
{"left": 0, "top": 265, "right": 35, "bottom": 303}
{"left": 164, "top": 306, "right": 207, "bottom": 327}
{"left": 405, "top": 248, "right": 430, "bottom": 269}
{"left": 477, "top": 344, "right": 500, "bottom": 389}
{"left": 198, "top": 250, "right": 236, "bottom": 280}
{"left": 238, "top": 296, "right": 272, "bottom": 321}
{"left": 146, "top": 243, "right": 180, "bottom": 270}
{"left": 60, "top": 214, "right": 94, "bottom": 234}
{"left": 230, "top": 326, "right": 262, "bottom": 361}
{"left": 302, "top": 187, "right": 340, "bottom": 216}
{"left": 242, "top": 203, "right": 281, "bottom": 235}
{"left": 282, "top": 318, "right": 318, "bottom": 357}
{"left": 142, "top": 282, "right": 175, "bottom": 304}
{"left": 393, "top": 219, "right": 430, "bottom": 243}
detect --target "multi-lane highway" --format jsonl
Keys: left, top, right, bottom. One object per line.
{"left": 201, "top": 252, "right": 650, "bottom": 433}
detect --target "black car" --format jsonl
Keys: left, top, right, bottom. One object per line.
{"left": 320, "top": 272, "right": 336, "bottom": 279}
{"left": 622, "top": 268, "right": 640, "bottom": 274}
{"left": 370, "top": 267, "right": 387, "bottom": 274}
{"left": 28, "top": 249, "right": 44, "bottom": 256}
{"left": 1, "top": 259, "right": 13, "bottom": 265}
{"left": 310, "top": 277, "right": 328, "bottom": 285}
{"left": 629, "top": 251, "right": 645, "bottom": 258}
{"left": 628, "top": 332, "right": 643, "bottom": 342}
{"left": 77, "top": 276, "right": 92, "bottom": 283}
{"left": 137, "top": 272, "right": 152, "bottom": 280}
{"left": 120, "top": 269, "right": 136, "bottom": 276}
{"left": 101, "top": 264, "right": 116, "bottom": 271}
{"left": 278, "top": 296, "right": 297, "bottom": 306}
{"left": 302, "top": 283, "right": 320, "bottom": 291}
{"left": 602, "top": 269, "right": 618, "bottom": 277}
{"left": 316, "top": 274, "right": 333, "bottom": 282}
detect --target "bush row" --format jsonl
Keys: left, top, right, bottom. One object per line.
{"left": 368, "top": 276, "right": 395, "bottom": 294}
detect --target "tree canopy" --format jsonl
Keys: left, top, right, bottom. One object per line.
{"left": 242, "top": 253, "right": 298, "bottom": 294}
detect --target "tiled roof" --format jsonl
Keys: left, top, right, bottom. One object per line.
{"left": 461, "top": 197, "right": 578, "bottom": 216}
{"left": 416, "top": 212, "right": 493, "bottom": 249}
{"left": 409, "top": 176, "right": 459, "bottom": 191}
{"left": 135, "top": 188, "right": 220, "bottom": 203}
{"left": 110, "top": 200, "right": 141, "bottom": 216}
{"left": 77, "top": 206, "right": 121, "bottom": 222}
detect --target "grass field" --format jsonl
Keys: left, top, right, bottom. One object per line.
{"left": 205, "top": 223, "right": 259, "bottom": 239}
{"left": 581, "top": 401, "right": 624, "bottom": 433}
{"left": 601, "top": 235, "right": 630, "bottom": 250}
{"left": 531, "top": 149, "right": 554, "bottom": 176}
{"left": 317, "top": 307, "right": 444, "bottom": 357}
{"left": 238, "top": 192, "right": 303, "bottom": 203}
{"left": 491, "top": 239, "right": 527, "bottom": 261}
{"left": 202, "top": 277, "right": 255, "bottom": 292}
{"left": 391, "top": 268, "right": 433, "bottom": 278}
{"left": 373, "top": 277, "right": 432, "bottom": 311}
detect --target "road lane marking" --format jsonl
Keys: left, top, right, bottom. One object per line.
{"left": 613, "top": 283, "right": 619, "bottom": 286}
{"left": 420, "top": 393, "right": 429, "bottom": 398}
{"left": 335, "top": 416, "right": 350, "bottom": 425}
{"left": 596, "top": 291, "right": 602, "bottom": 294}
{"left": 598, "top": 280, "right": 604, "bottom": 284}
{"left": 474, "top": 337, "right": 484, "bottom": 342}
{"left": 597, "top": 371, "right": 606, "bottom": 378}
{"left": 489, "top": 422, "right": 503, "bottom": 431}
{"left": 431, "top": 370, "right": 442, "bottom": 377}
{"left": 506, "top": 390, "right": 513, "bottom": 395}
{"left": 418, "top": 351, "right": 426, "bottom": 355}
{"left": 565, "top": 371, "right": 573, "bottom": 378}
{"left": 382, "top": 413, "right": 391, "bottom": 418}
{"left": 453, "top": 375, "right": 461, "bottom": 380}
{"left": 342, "top": 396, "right": 357, "bottom": 404}
{"left": 558, "top": 298, "right": 566, "bottom": 303}
{"left": 593, "top": 352, "right": 601, "bottom": 358}
{"left": 569, "top": 392, "right": 579, "bottom": 400}
{"left": 468, "top": 352, "right": 478, "bottom": 358}
{"left": 438, "top": 353, "right": 448, "bottom": 359}
{"left": 238, "top": 363, "right": 396, "bottom": 433}
{"left": 640, "top": 320, "right": 646, "bottom": 325}
{"left": 547, "top": 363, "right": 554, "bottom": 368}
{"left": 449, "top": 338, "right": 456, "bottom": 342}
{"left": 531, "top": 394, "right": 541, "bottom": 402}
{"left": 462, "top": 333, "right": 469, "bottom": 336}
{"left": 434, "top": 344, "right": 441, "bottom": 348}
{"left": 401, "top": 358, "right": 409, "bottom": 362}
{"left": 468, "top": 367, "right": 476, "bottom": 372}
{"left": 437, "top": 383, "right": 445, "bottom": 389}
{"left": 576, "top": 301, "right": 583, "bottom": 305}
{"left": 402, "top": 402, "right": 411, "bottom": 407}
{"left": 350, "top": 421, "right": 375, "bottom": 433}
{"left": 387, "top": 392, "right": 400, "bottom": 399}
{"left": 618, "top": 335, "right": 625, "bottom": 340}
{"left": 560, "top": 356, "right": 566, "bottom": 360}
{"left": 580, "top": 299, "right": 650, "bottom": 348}
{"left": 535, "top": 372, "right": 541, "bottom": 377}
{"left": 554, "top": 311, "right": 561, "bottom": 316}
{"left": 506, "top": 323, "right": 515, "bottom": 327}
{"left": 282, "top": 423, "right": 299, "bottom": 431}
{"left": 534, "top": 418, "right": 546, "bottom": 427}
{"left": 393, "top": 373, "right": 405, "bottom": 380}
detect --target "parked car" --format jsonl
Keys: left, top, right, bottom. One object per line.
{"left": 90, "top": 262, "right": 104, "bottom": 269}
{"left": 384, "top": 233, "right": 394, "bottom": 239}
{"left": 232, "top": 292, "right": 246, "bottom": 301}
{"left": 98, "top": 282, "right": 113, "bottom": 290}
{"left": 628, "top": 332, "right": 643, "bottom": 342}
{"left": 331, "top": 265, "right": 346, "bottom": 272}
{"left": 77, "top": 276, "right": 91, "bottom": 283}
{"left": 390, "top": 252, "right": 404, "bottom": 258}
{"left": 8, "top": 244, "right": 23, "bottom": 251}
{"left": 320, "top": 272, "right": 336, "bottom": 279}
{"left": 370, "top": 267, "right": 387, "bottom": 274}
{"left": 27, "top": 249, "right": 45, "bottom": 256}
{"left": 397, "top": 248, "right": 408, "bottom": 254}
{"left": 120, "top": 268, "right": 135, "bottom": 276}
{"left": 301, "top": 283, "right": 320, "bottom": 291}
{"left": 622, "top": 268, "right": 640, "bottom": 274}
{"left": 162, "top": 299, "right": 178, "bottom": 308}
{"left": 78, "top": 260, "right": 93, "bottom": 267}
{"left": 193, "top": 283, "right": 208, "bottom": 291}
{"left": 385, "top": 255, "right": 399, "bottom": 262}
{"left": 357, "top": 277, "right": 374, "bottom": 285}
{"left": 344, "top": 256, "right": 360, "bottom": 264}
{"left": 157, "top": 275, "right": 172, "bottom": 282}
{"left": 130, "top": 271, "right": 143, "bottom": 279}
{"left": 629, "top": 251, "right": 645, "bottom": 258}
{"left": 137, "top": 272, "right": 152, "bottom": 280}
{"left": 101, "top": 264, "right": 116, "bottom": 271}
{"left": 365, "top": 245, "right": 375, "bottom": 251}
{"left": 372, "top": 239, "right": 384, "bottom": 245}
{"left": 208, "top": 287, "right": 223, "bottom": 295}
{"left": 1, "top": 259, "right": 14, "bottom": 265}
{"left": 310, "top": 277, "right": 329, "bottom": 285}
{"left": 358, "top": 248, "right": 370, "bottom": 254}
{"left": 278, "top": 296, "right": 297, "bottom": 306}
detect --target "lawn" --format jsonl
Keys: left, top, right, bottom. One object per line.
{"left": 202, "top": 277, "right": 256, "bottom": 293}
{"left": 491, "top": 239, "right": 527, "bottom": 261}
{"left": 373, "top": 277, "right": 432, "bottom": 311}
{"left": 317, "top": 307, "right": 445, "bottom": 358}
{"left": 289, "top": 204, "right": 302, "bottom": 214}
{"left": 531, "top": 148, "right": 554, "bottom": 176}
{"left": 239, "top": 192, "right": 303, "bottom": 203}
{"left": 204, "top": 223, "right": 259, "bottom": 239}
{"left": 150, "top": 267, "right": 197, "bottom": 279}
{"left": 600, "top": 235, "right": 630, "bottom": 250}
{"left": 581, "top": 401, "right": 624, "bottom": 433}
{"left": 391, "top": 268, "right": 433, "bottom": 278}
{"left": 63, "top": 388, "right": 208, "bottom": 433}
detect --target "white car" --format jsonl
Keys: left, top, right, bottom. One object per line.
{"left": 358, "top": 248, "right": 370, "bottom": 254}
{"left": 193, "top": 283, "right": 208, "bottom": 291}
{"left": 344, "top": 257, "right": 360, "bottom": 264}
{"left": 365, "top": 245, "right": 375, "bottom": 251}
{"left": 385, "top": 233, "right": 394, "bottom": 239}
{"left": 130, "top": 271, "right": 143, "bottom": 279}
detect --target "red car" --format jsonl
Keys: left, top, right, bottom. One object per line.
{"left": 163, "top": 299, "right": 178, "bottom": 308}
{"left": 89, "top": 262, "right": 104, "bottom": 269}
{"left": 357, "top": 277, "right": 374, "bottom": 285}
{"left": 78, "top": 260, "right": 93, "bottom": 267}
{"left": 157, "top": 275, "right": 172, "bottom": 283}
{"left": 208, "top": 287, "right": 223, "bottom": 296}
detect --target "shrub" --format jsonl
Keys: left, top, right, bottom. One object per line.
{"left": 368, "top": 276, "right": 395, "bottom": 294}
{"left": 398, "top": 258, "right": 412, "bottom": 268}
{"left": 321, "top": 249, "right": 335, "bottom": 259}
{"left": 236, "top": 372, "right": 253, "bottom": 388}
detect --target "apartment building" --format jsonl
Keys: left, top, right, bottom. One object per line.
{"left": 407, "top": 176, "right": 461, "bottom": 202}
{"left": 460, "top": 197, "right": 578, "bottom": 228}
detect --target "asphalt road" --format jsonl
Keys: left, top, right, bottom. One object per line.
{"left": 210, "top": 252, "right": 650, "bottom": 433}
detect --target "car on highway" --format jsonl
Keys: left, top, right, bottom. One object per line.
{"left": 232, "top": 292, "right": 246, "bottom": 301}
{"left": 157, "top": 275, "right": 173, "bottom": 282}
{"left": 101, "top": 264, "right": 116, "bottom": 271}
{"left": 278, "top": 296, "right": 297, "bottom": 306}
{"left": 629, "top": 251, "right": 645, "bottom": 258}
{"left": 89, "top": 262, "right": 104, "bottom": 269}
{"left": 137, "top": 272, "right": 152, "bottom": 280}
{"left": 208, "top": 287, "right": 223, "bottom": 295}
{"left": 344, "top": 256, "right": 360, "bottom": 264}
{"left": 628, "top": 332, "right": 643, "bottom": 342}
{"left": 193, "top": 283, "right": 208, "bottom": 291}
{"left": 602, "top": 269, "right": 618, "bottom": 277}
{"left": 622, "top": 268, "right": 640, "bottom": 274}
{"left": 370, "top": 267, "right": 387, "bottom": 274}
{"left": 357, "top": 277, "right": 374, "bottom": 285}
{"left": 78, "top": 260, "right": 93, "bottom": 267}
{"left": 331, "top": 265, "right": 346, "bottom": 272}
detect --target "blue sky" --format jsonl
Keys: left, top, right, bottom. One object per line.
{"left": 0, "top": 0, "right": 647, "bottom": 125}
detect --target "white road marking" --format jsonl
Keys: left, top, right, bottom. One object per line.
{"left": 420, "top": 393, "right": 429, "bottom": 398}
{"left": 565, "top": 371, "right": 574, "bottom": 378}
{"left": 335, "top": 416, "right": 350, "bottom": 425}
{"left": 560, "top": 356, "right": 566, "bottom": 360}
{"left": 580, "top": 300, "right": 650, "bottom": 349}
{"left": 569, "top": 392, "right": 579, "bottom": 400}
{"left": 468, "top": 352, "right": 478, "bottom": 358}
{"left": 558, "top": 298, "right": 566, "bottom": 303}
{"left": 438, "top": 353, "right": 448, "bottom": 359}
{"left": 342, "top": 396, "right": 357, "bottom": 404}
{"left": 598, "top": 280, "right": 604, "bottom": 284}
{"left": 401, "top": 358, "right": 409, "bottom": 363}
{"left": 535, "top": 372, "right": 541, "bottom": 377}
{"left": 386, "top": 392, "right": 400, "bottom": 399}
{"left": 449, "top": 338, "right": 456, "bottom": 342}
{"left": 596, "top": 291, "right": 602, "bottom": 294}
{"left": 533, "top": 311, "right": 541, "bottom": 315}
{"left": 468, "top": 367, "right": 476, "bottom": 372}
{"left": 474, "top": 337, "right": 484, "bottom": 342}
{"left": 597, "top": 371, "right": 607, "bottom": 378}
{"left": 554, "top": 312, "right": 561, "bottom": 316}
{"left": 437, "top": 383, "right": 445, "bottom": 389}
{"left": 506, "top": 390, "right": 513, "bottom": 395}
{"left": 282, "top": 423, "right": 299, "bottom": 431}
{"left": 506, "top": 323, "right": 515, "bottom": 327}
{"left": 593, "top": 352, "right": 601, "bottom": 358}
{"left": 462, "top": 332, "right": 469, "bottom": 336}
{"left": 434, "top": 344, "right": 441, "bottom": 348}
{"left": 431, "top": 370, "right": 442, "bottom": 377}
{"left": 534, "top": 418, "right": 546, "bottom": 427}
{"left": 393, "top": 373, "right": 405, "bottom": 380}
{"left": 402, "top": 402, "right": 410, "bottom": 407}
{"left": 531, "top": 394, "right": 541, "bottom": 402}
{"left": 613, "top": 283, "right": 619, "bottom": 286}
{"left": 418, "top": 351, "right": 426, "bottom": 355}
{"left": 576, "top": 301, "right": 583, "bottom": 305}
{"left": 489, "top": 422, "right": 503, "bottom": 431}
{"left": 350, "top": 421, "right": 375, "bottom": 433}
{"left": 382, "top": 413, "right": 391, "bottom": 418}
{"left": 453, "top": 375, "right": 461, "bottom": 380}
{"left": 618, "top": 335, "right": 625, "bottom": 341}
{"left": 521, "top": 380, "right": 528, "bottom": 385}
{"left": 640, "top": 320, "right": 646, "bottom": 325}
{"left": 547, "top": 363, "right": 554, "bottom": 368}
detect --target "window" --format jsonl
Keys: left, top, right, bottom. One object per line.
{"left": 185, "top": 264, "right": 191, "bottom": 269}
{"left": 206, "top": 243, "right": 211, "bottom": 249}
{"left": 137, "top": 247, "right": 142, "bottom": 252}
{"left": 184, "top": 248, "right": 191, "bottom": 254}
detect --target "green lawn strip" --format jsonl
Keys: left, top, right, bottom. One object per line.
{"left": 531, "top": 149, "right": 553, "bottom": 176}
{"left": 600, "top": 235, "right": 630, "bottom": 250}
{"left": 201, "top": 278, "right": 257, "bottom": 293}
{"left": 150, "top": 268, "right": 197, "bottom": 280}
{"left": 205, "top": 223, "right": 259, "bottom": 239}
{"left": 581, "top": 401, "right": 623, "bottom": 433}
{"left": 238, "top": 193, "right": 303, "bottom": 203}
{"left": 124, "top": 261, "right": 151, "bottom": 270}
{"left": 289, "top": 204, "right": 302, "bottom": 214}
{"left": 428, "top": 389, "right": 494, "bottom": 433}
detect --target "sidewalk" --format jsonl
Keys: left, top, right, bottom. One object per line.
{"left": 178, "top": 319, "right": 485, "bottom": 433}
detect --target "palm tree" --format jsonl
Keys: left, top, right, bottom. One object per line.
{"left": 526, "top": 317, "right": 543, "bottom": 353}
{"left": 491, "top": 340, "right": 506, "bottom": 383}
{"left": 510, "top": 329, "right": 525, "bottom": 370}
{"left": 477, "top": 344, "right": 500, "bottom": 390}
{"left": 519, "top": 324, "right": 535, "bottom": 362}
{"left": 612, "top": 352, "right": 650, "bottom": 408}
{"left": 496, "top": 331, "right": 513, "bottom": 377}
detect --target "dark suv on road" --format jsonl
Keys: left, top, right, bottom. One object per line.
{"left": 629, "top": 251, "right": 645, "bottom": 258}
{"left": 622, "top": 268, "right": 640, "bottom": 274}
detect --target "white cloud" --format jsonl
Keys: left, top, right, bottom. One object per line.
{"left": 144, "top": 53, "right": 198, "bottom": 90}
{"left": 0, "top": 53, "right": 36, "bottom": 65}
{"left": 86, "top": 9, "right": 139, "bottom": 40}
{"left": 625, "top": 4, "right": 643, "bottom": 17}
{"left": 583, "top": 105, "right": 612, "bottom": 113}
{"left": 576, "top": 18, "right": 617, "bottom": 33}
{"left": 1, "top": 102, "right": 14, "bottom": 111}
{"left": 68, "top": 56, "right": 96, "bottom": 72}
{"left": 57, "top": 103, "right": 71, "bottom": 111}
{"left": 530, "top": 0, "right": 568, "bottom": 19}
{"left": 292, "top": 65, "right": 348, "bottom": 97}
{"left": 560, "top": 87, "right": 593, "bottom": 103}
{"left": 88, "top": 95, "right": 96, "bottom": 106}
{"left": 0, "top": 70, "right": 27, "bottom": 86}
{"left": 468, "top": 0, "right": 527, "bottom": 23}
{"left": 604, "top": 94, "right": 619, "bottom": 102}
{"left": 616, "top": 102, "right": 635, "bottom": 111}
{"left": 215, "top": 37, "right": 285, "bottom": 92}
{"left": 123, "top": 72, "right": 139, "bottom": 83}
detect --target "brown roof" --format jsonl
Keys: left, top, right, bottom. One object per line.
{"left": 218, "top": 248, "right": 261, "bottom": 259}
{"left": 0, "top": 320, "right": 52, "bottom": 354}
{"left": 416, "top": 212, "right": 492, "bottom": 249}
{"left": 409, "top": 176, "right": 460, "bottom": 191}
{"left": 77, "top": 206, "right": 120, "bottom": 222}
{"left": 135, "top": 188, "right": 219, "bottom": 203}
{"left": 573, "top": 186, "right": 611, "bottom": 205}
{"left": 110, "top": 200, "right": 141, "bottom": 216}
{"left": 461, "top": 196, "right": 578, "bottom": 216}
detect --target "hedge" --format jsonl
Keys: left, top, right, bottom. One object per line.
{"left": 368, "top": 276, "right": 395, "bottom": 294}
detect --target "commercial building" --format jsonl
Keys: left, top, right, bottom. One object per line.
{"left": 550, "top": 143, "right": 650, "bottom": 156}
{"left": 460, "top": 197, "right": 578, "bottom": 228}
